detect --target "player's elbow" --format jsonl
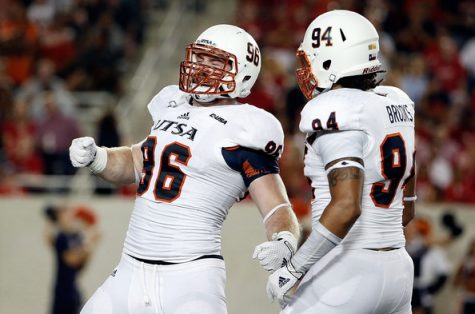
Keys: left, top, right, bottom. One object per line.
{"left": 333, "top": 199, "right": 361, "bottom": 226}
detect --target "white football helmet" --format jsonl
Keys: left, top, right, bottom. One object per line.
{"left": 296, "top": 10, "right": 382, "bottom": 99}
{"left": 179, "top": 24, "right": 261, "bottom": 102}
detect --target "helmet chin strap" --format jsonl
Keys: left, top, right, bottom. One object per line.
{"left": 191, "top": 85, "right": 233, "bottom": 103}
{"left": 312, "top": 86, "right": 331, "bottom": 98}
{"left": 191, "top": 93, "right": 218, "bottom": 103}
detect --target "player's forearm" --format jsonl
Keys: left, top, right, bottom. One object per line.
{"left": 288, "top": 167, "right": 362, "bottom": 277}
{"left": 288, "top": 200, "right": 359, "bottom": 276}
{"left": 264, "top": 206, "right": 300, "bottom": 241}
{"left": 320, "top": 166, "right": 363, "bottom": 238}
{"left": 97, "top": 147, "right": 136, "bottom": 185}
{"left": 402, "top": 175, "right": 416, "bottom": 226}
{"left": 249, "top": 174, "right": 299, "bottom": 239}
{"left": 319, "top": 199, "right": 361, "bottom": 238}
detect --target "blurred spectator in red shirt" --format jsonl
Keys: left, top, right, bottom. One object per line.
{"left": 0, "top": 0, "right": 39, "bottom": 85}
{"left": 234, "top": 0, "right": 263, "bottom": 43}
{"left": 2, "top": 98, "right": 43, "bottom": 174}
{"left": 39, "top": 15, "right": 77, "bottom": 71}
{"left": 426, "top": 33, "right": 466, "bottom": 93}
{"left": 0, "top": 59, "right": 14, "bottom": 126}
{"left": 446, "top": 134, "right": 475, "bottom": 203}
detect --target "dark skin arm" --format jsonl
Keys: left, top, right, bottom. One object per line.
{"left": 402, "top": 175, "right": 416, "bottom": 227}
{"left": 320, "top": 157, "right": 364, "bottom": 238}
{"left": 285, "top": 158, "right": 364, "bottom": 298}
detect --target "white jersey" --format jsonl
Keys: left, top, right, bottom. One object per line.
{"left": 300, "top": 86, "right": 415, "bottom": 249}
{"left": 123, "top": 85, "right": 284, "bottom": 262}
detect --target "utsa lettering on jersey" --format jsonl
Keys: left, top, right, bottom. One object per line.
{"left": 260, "top": 10, "right": 416, "bottom": 313}
{"left": 70, "top": 25, "right": 299, "bottom": 314}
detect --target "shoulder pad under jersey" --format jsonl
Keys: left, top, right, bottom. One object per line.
{"left": 147, "top": 85, "right": 187, "bottom": 124}
{"left": 232, "top": 105, "right": 284, "bottom": 159}
{"left": 299, "top": 89, "right": 363, "bottom": 134}
{"left": 373, "top": 85, "right": 414, "bottom": 107}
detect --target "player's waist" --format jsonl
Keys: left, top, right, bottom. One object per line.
{"left": 123, "top": 235, "right": 222, "bottom": 263}
{"left": 120, "top": 252, "right": 225, "bottom": 272}
{"left": 127, "top": 253, "right": 223, "bottom": 265}
{"left": 364, "top": 247, "right": 401, "bottom": 251}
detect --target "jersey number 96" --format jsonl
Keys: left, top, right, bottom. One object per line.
{"left": 137, "top": 136, "right": 191, "bottom": 202}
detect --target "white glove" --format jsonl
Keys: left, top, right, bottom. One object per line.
{"left": 253, "top": 231, "right": 297, "bottom": 272}
{"left": 266, "top": 261, "right": 303, "bottom": 309}
{"left": 69, "top": 137, "right": 107, "bottom": 173}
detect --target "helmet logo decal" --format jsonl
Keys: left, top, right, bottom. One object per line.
{"left": 197, "top": 38, "right": 216, "bottom": 46}
{"left": 246, "top": 42, "right": 260, "bottom": 66}
{"left": 311, "top": 27, "right": 333, "bottom": 48}
{"left": 362, "top": 65, "right": 381, "bottom": 74}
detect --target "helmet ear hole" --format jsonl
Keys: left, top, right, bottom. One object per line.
{"left": 323, "top": 60, "right": 332, "bottom": 70}
{"left": 243, "top": 75, "right": 251, "bottom": 82}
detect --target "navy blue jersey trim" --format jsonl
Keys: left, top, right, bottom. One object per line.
{"left": 222, "top": 146, "right": 279, "bottom": 187}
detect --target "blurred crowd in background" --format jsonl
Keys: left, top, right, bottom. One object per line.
{"left": 1, "top": 0, "right": 475, "bottom": 205}
{"left": 0, "top": 0, "right": 147, "bottom": 194}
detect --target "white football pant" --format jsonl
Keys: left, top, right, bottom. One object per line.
{"left": 81, "top": 253, "right": 227, "bottom": 314}
{"left": 283, "top": 247, "right": 413, "bottom": 314}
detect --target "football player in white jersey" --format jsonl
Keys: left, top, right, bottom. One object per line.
{"left": 259, "top": 10, "right": 416, "bottom": 313}
{"left": 69, "top": 24, "right": 300, "bottom": 314}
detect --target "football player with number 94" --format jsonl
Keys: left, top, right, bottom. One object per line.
{"left": 70, "top": 24, "right": 299, "bottom": 314}
{"left": 259, "top": 10, "right": 416, "bottom": 313}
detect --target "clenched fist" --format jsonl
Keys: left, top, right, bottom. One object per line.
{"left": 253, "top": 231, "right": 297, "bottom": 273}
{"left": 70, "top": 137, "right": 98, "bottom": 168}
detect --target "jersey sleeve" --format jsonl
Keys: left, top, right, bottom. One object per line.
{"left": 231, "top": 107, "right": 285, "bottom": 159}
{"left": 221, "top": 107, "right": 284, "bottom": 187}
{"left": 147, "top": 85, "right": 181, "bottom": 124}
{"left": 299, "top": 92, "right": 362, "bottom": 134}
{"left": 313, "top": 130, "right": 366, "bottom": 168}
{"left": 222, "top": 146, "right": 279, "bottom": 187}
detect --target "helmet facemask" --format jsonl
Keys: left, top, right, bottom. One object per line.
{"left": 296, "top": 49, "right": 321, "bottom": 100}
{"left": 179, "top": 43, "right": 238, "bottom": 102}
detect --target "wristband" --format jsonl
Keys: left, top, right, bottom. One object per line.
{"left": 263, "top": 203, "right": 291, "bottom": 224}
{"left": 88, "top": 146, "right": 107, "bottom": 174}
{"left": 403, "top": 196, "right": 417, "bottom": 202}
{"left": 291, "top": 222, "right": 341, "bottom": 275}
{"left": 326, "top": 159, "right": 364, "bottom": 174}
